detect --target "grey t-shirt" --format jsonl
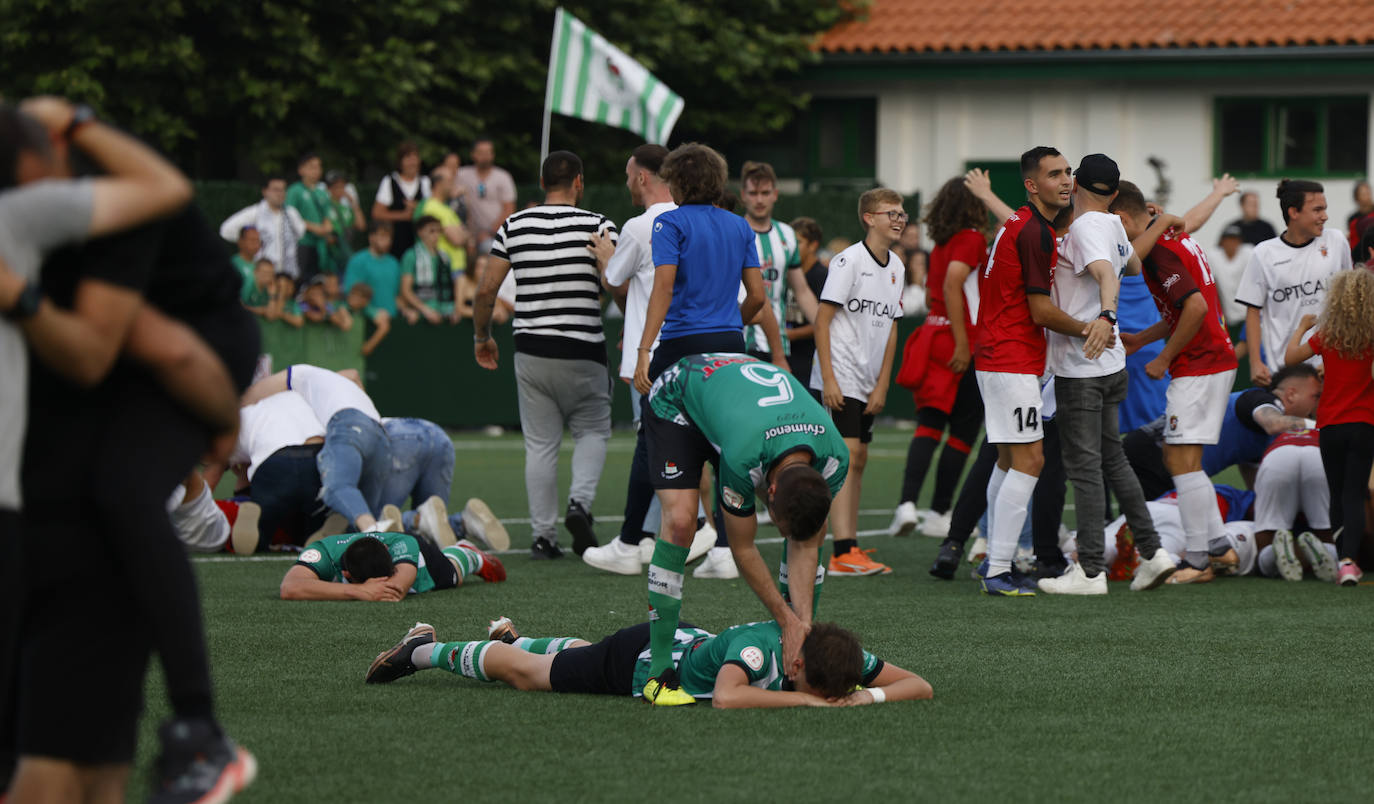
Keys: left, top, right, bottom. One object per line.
{"left": 0, "top": 179, "right": 94, "bottom": 509}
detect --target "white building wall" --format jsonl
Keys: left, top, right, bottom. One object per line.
{"left": 859, "top": 77, "right": 1374, "bottom": 256}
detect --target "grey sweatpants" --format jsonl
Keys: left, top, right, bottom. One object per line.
{"left": 1055, "top": 369, "right": 1161, "bottom": 575}
{"left": 514, "top": 353, "right": 612, "bottom": 543}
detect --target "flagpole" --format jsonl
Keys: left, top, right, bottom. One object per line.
{"left": 540, "top": 7, "right": 563, "bottom": 172}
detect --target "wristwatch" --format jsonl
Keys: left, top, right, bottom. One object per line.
{"left": 1098, "top": 310, "right": 1118, "bottom": 325}
{"left": 63, "top": 104, "right": 97, "bottom": 141}
{"left": 2, "top": 281, "right": 42, "bottom": 321}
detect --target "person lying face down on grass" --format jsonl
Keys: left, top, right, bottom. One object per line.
{"left": 365, "top": 616, "right": 933, "bottom": 709}
{"left": 279, "top": 531, "right": 504, "bottom": 601}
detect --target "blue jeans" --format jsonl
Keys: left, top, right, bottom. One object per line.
{"left": 379, "top": 417, "right": 454, "bottom": 508}
{"left": 317, "top": 409, "right": 391, "bottom": 527}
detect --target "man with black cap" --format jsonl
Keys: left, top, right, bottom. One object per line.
{"left": 1039, "top": 153, "right": 1181, "bottom": 595}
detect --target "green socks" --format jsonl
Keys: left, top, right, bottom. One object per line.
{"left": 646, "top": 538, "right": 689, "bottom": 677}
{"left": 441, "top": 544, "right": 485, "bottom": 583}
{"left": 429, "top": 641, "right": 492, "bottom": 681}
{"left": 778, "top": 541, "right": 824, "bottom": 619}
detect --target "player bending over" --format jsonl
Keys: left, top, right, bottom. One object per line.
{"left": 365, "top": 618, "right": 932, "bottom": 709}
{"left": 280, "top": 531, "right": 504, "bottom": 601}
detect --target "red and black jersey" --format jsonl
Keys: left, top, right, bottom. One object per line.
{"left": 1141, "top": 231, "right": 1237, "bottom": 377}
{"left": 926, "top": 228, "right": 985, "bottom": 330}
{"left": 974, "top": 205, "right": 1055, "bottom": 375}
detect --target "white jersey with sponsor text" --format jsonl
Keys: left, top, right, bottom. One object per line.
{"left": 809, "top": 242, "right": 904, "bottom": 401}
{"left": 1234, "top": 229, "right": 1350, "bottom": 373}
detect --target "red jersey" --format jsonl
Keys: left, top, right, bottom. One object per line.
{"left": 926, "top": 228, "right": 985, "bottom": 331}
{"left": 1309, "top": 332, "right": 1374, "bottom": 426}
{"left": 1140, "top": 231, "right": 1238, "bottom": 377}
{"left": 1264, "top": 428, "right": 1319, "bottom": 459}
{"left": 974, "top": 205, "right": 1055, "bottom": 375}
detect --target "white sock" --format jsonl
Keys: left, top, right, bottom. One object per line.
{"left": 1173, "top": 471, "right": 1214, "bottom": 568}
{"left": 989, "top": 470, "right": 1035, "bottom": 576}
{"left": 1257, "top": 545, "right": 1278, "bottom": 578}
{"left": 985, "top": 465, "right": 1008, "bottom": 546}
{"left": 412, "top": 643, "right": 437, "bottom": 669}
{"left": 1323, "top": 543, "right": 1338, "bottom": 563}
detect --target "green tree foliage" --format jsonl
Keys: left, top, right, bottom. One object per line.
{"left": 0, "top": 0, "right": 858, "bottom": 180}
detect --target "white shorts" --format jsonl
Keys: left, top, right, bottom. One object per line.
{"left": 1253, "top": 444, "right": 1330, "bottom": 531}
{"left": 1164, "top": 370, "right": 1236, "bottom": 445}
{"left": 166, "top": 482, "right": 230, "bottom": 553}
{"left": 976, "top": 371, "right": 1044, "bottom": 444}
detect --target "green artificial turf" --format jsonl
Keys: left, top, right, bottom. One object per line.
{"left": 123, "top": 426, "right": 1373, "bottom": 802}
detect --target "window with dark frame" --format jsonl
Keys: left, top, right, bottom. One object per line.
{"left": 1215, "top": 96, "right": 1368, "bottom": 177}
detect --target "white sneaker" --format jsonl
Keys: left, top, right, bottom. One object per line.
{"left": 582, "top": 538, "right": 642, "bottom": 575}
{"left": 231, "top": 501, "right": 262, "bottom": 555}
{"left": 378, "top": 504, "right": 404, "bottom": 533}
{"left": 416, "top": 496, "right": 456, "bottom": 547}
{"left": 1037, "top": 561, "right": 1107, "bottom": 595}
{"left": 638, "top": 536, "right": 656, "bottom": 564}
{"left": 1296, "top": 531, "right": 1337, "bottom": 582}
{"left": 688, "top": 525, "right": 716, "bottom": 563}
{"left": 693, "top": 546, "right": 739, "bottom": 579}
{"left": 888, "top": 502, "right": 919, "bottom": 537}
{"left": 919, "top": 509, "right": 951, "bottom": 538}
{"left": 967, "top": 534, "right": 988, "bottom": 564}
{"left": 1130, "top": 550, "right": 1177, "bottom": 591}
{"left": 462, "top": 498, "right": 509, "bottom": 552}
{"left": 1273, "top": 529, "right": 1302, "bottom": 581}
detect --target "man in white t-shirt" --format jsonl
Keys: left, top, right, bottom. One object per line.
{"left": 220, "top": 177, "right": 306, "bottom": 277}
{"left": 1235, "top": 179, "right": 1350, "bottom": 385}
{"left": 241, "top": 365, "right": 391, "bottom": 534}
{"left": 1207, "top": 224, "right": 1252, "bottom": 328}
{"left": 812, "top": 188, "right": 905, "bottom": 576}
{"left": 222, "top": 389, "right": 328, "bottom": 553}
{"left": 1040, "top": 154, "right": 1177, "bottom": 595}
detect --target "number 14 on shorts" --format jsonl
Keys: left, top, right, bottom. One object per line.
{"left": 1013, "top": 407, "right": 1039, "bottom": 433}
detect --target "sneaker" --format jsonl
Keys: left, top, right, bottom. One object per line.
{"left": 1037, "top": 562, "right": 1107, "bottom": 595}
{"left": 1296, "top": 532, "right": 1337, "bottom": 582}
{"left": 378, "top": 504, "right": 404, "bottom": 533}
{"left": 1131, "top": 550, "right": 1178, "bottom": 591}
{"left": 981, "top": 571, "right": 1036, "bottom": 597}
{"left": 1166, "top": 562, "right": 1214, "bottom": 584}
{"left": 1008, "top": 566, "right": 1040, "bottom": 593}
{"left": 693, "top": 546, "right": 739, "bottom": 579}
{"left": 928, "top": 540, "right": 963, "bottom": 580}
{"left": 1338, "top": 559, "right": 1363, "bottom": 587}
{"left": 305, "top": 512, "right": 348, "bottom": 545}
{"left": 487, "top": 616, "right": 519, "bottom": 644}
{"left": 1272, "top": 530, "right": 1302, "bottom": 581}
{"left": 1024, "top": 558, "right": 1069, "bottom": 581}
{"left": 417, "top": 496, "right": 456, "bottom": 547}
{"left": 365, "top": 622, "right": 435, "bottom": 684}
{"left": 971, "top": 557, "right": 989, "bottom": 581}
{"left": 1106, "top": 524, "right": 1139, "bottom": 582}
{"left": 687, "top": 524, "right": 716, "bottom": 563}
{"left": 828, "top": 546, "right": 892, "bottom": 576}
{"left": 462, "top": 498, "right": 509, "bottom": 552}
{"left": 229, "top": 501, "right": 262, "bottom": 555}
{"left": 888, "top": 502, "right": 919, "bottom": 537}
{"left": 967, "top": 534, "right": 988, "bottom": 564}
{"left": 149, "top": 717, "right": 257, "bottom": 804}
{"left": 458, "top": 539, "right": 506, "bottom": 582}
{"left": 918, "top": 509, "right": 951, "bottom": 538}
{"left": 642, "top": 668, "right": 696, "bottom": 706}
{"left": 530, "top": 537, "right": 564, "bottom": 560}
{"left": 564, "top": 499, "right": 599, "bottom": 556}
{"left": 1209, "top": 548, "right": 1240, "bottom": 576}
{"left": 582, "top": 538, "right": 643, "bottom": 575}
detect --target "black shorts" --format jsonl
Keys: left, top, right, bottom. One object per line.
{"left": 547, "top": 621, "right": 694, "bottom": 696}
{"left": 644, "top": 407, "right": 716, "bottom": 490}
{"left": 815, "top": 392, "right": 875, "bottom": 443}
{"left": 648, "top": 331, "right": 745, "bottom": 381}
{"left": 14, "top": 514, "right": 151, "bottom": 764}
{"left": 416, "top": 534, "right": 459, "bottom": 590}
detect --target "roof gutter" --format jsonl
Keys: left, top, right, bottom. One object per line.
{"left": 818, "top": 44, "right": 1374, "bottom": 66}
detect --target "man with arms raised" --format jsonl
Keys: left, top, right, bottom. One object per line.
{"left": 1037, "top": 156, "right": 1178, "bottom": 595}
{"left": 1113, "top": 180, "right": 1241, "bottom": 584}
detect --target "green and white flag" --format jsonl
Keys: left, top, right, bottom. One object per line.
{"left": 543, "top": 7, "right": 684, "bottom": 145}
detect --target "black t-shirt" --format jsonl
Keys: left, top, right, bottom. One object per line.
{"left": 1227, "top": 217, "right": 1279, "bottom": 248}
{"left": 1234, "top": 387, "right": 1280, "bottom": 433}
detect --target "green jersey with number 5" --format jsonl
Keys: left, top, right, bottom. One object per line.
{"left": 648, "top": 353, "right": 848, "bottom": 517}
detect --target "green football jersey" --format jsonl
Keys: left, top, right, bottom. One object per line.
{"left": 295, "top": 532, "right": 436, "bottom": 594}
{"left": 744, "top": 220, "right": 801, "bottom": 354}
{"left": 647, "top": 353, "right": 848, "bottom": 517}
{"left": 286, "top": 181, "right": 330, "bottom": 248}
{"left": 630, "top": 621, "right": 882, "bottom": 700}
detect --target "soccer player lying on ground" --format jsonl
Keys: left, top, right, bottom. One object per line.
{"left": 639, "top": 353, "right": 849, "bottom": 706}
{"left": 365, "top": 618, "right": 933, "bottom": 709}
{"left": 279, "top": 531, "right": 505, "bottom": 601}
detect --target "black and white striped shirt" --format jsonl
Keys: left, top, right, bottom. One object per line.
{"left": 492, "top": 204, "right": 617, "bottom": 363}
